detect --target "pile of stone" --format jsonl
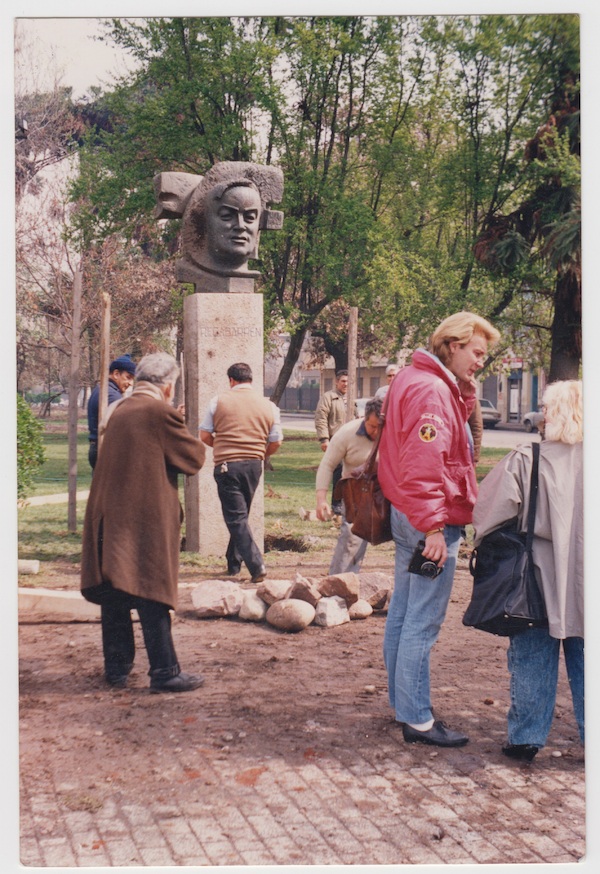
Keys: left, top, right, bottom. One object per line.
{"left": 189, "top": 571, "right": 393, "bottom": 633}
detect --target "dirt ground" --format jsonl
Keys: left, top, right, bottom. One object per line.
{"left": 19, "top": 549, "right": 584, "bottom": 814}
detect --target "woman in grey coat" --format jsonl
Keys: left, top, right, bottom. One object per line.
{"left": 473, "top": 380, "right": 583, "bottom": 761}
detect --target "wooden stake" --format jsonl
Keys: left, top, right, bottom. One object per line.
{"left": 98, "top": 292, "right": 111, "bottom": 456}
{"left": 346, "top": 307, "right": 358, "bottom": 422}
{"left": 67, "top": 262, "right": 82, "bottom": 532}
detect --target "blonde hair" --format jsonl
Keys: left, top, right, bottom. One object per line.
{"left": 542, "top": 380, "right": 583, "bottom": 444}
{"left": 430, "top": 311, "right": 500, "bottom": 366}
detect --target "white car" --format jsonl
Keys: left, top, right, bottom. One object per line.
{"left": 479, "top": 397, "right": 501, "bottom": 428}
{"left": 354, "top": 398, "right": 369, "bottom": 417}
{"left": 523, "top": 410, "right": 544, "bottom": 433}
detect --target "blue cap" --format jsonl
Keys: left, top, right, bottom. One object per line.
{"left": 109, "top": 354, "right": 136, "bottom": 375}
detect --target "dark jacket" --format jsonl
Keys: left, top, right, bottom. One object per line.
{"left": 81, "top": 384, "right": 205, "bottom": 609}
{"left": 87, "top": 379, "right": 124, "bottom": 442}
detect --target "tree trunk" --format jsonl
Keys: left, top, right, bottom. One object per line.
{"left": 269, "top": 326, "right": 308, "bottom": 406}
{"left": 548, "top": 269, "right": 581, "bottom": 383}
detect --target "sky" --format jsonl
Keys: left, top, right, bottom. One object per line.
{"left": 14, "top": 17, "right": 137, "bottom": 99}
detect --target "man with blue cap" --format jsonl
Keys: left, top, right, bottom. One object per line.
{"left": 87, "top": 354, "right": 136, "bottom": 469}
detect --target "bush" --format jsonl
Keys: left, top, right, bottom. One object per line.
{"left": 17, "top": 394, "right": 45, "bottom": 501}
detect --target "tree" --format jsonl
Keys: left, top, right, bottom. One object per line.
{"left": 472, "top": 15, "right": 580, "bottom": 381}
{"left": 60, "top": 15, "right": 580, "bottom": 396}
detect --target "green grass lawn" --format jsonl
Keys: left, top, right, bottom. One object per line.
{"left": 18, "top": 421, "right": 508, "bottom": 568}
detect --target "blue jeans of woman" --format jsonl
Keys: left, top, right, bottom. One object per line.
{"left": 507, "top": 627, "right": 584, "bottom": 747}
{"left": 383, "top": 506, "right": 461, "bottom": 725}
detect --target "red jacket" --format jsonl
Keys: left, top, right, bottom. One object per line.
{"left": 378, "top": 349, "right": 477, "bottom": 532}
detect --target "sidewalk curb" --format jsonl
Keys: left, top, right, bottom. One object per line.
{"left": 18, "top": 587, "right": 100, "bottom": 620}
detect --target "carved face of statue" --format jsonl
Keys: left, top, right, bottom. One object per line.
{"left": 204, "top": 185, "right": 261, "bottom": 268}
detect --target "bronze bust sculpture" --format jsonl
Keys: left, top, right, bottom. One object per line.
{"left": 154, "top": 161, "right": 284, "bottom": 291}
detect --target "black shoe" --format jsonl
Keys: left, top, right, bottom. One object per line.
{"left": 251, "top": 567, "right": 267, "bottom": 584}
{"left": 227, "top": 565, "right": 241, "bottom": 576}
{"left": 502, "top": 743, "right": 539, "bottom": 762}
{"left": 402, "top": 720, "right": 469, "bottom": 747}
{"left": 150, "top": 672, "right": 205, "bottom": 694}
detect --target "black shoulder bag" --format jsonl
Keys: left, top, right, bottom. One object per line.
{"left": 462, "top": 441, "right": 548, "bottom": 636}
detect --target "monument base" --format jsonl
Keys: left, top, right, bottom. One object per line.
{"left": 183, "top": 292, "right": 265, "bottom": 557}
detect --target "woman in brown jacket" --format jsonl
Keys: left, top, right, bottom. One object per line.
{"left": 81, "top": 352, "right": 206, "bottom": 692}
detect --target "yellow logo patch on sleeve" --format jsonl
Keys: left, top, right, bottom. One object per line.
{"left": 418, "top": 423, "right": 438, "bottom": 442}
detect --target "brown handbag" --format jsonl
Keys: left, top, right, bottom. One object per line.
{"left": 333, "top": 395, "right": 392, "bottom": 545}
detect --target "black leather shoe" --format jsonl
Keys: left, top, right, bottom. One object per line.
{"left": 251, "top": 567, "right": 267, "bottom": 584}
{"left": 502, "top": 743, "right": 539, "bottom": 762}
{"left": 150, "top": 672, "right": 205, "bottom": 694}
{"left": 402, "top": 720, "right": 469, "bottom": 747}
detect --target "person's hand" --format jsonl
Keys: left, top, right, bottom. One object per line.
{"left": 421, "top": 530, "right": 447, "bottom": 567}
{"left": 457, "top": 377, "right": 477, "bottom": 398}
{"left": 316, "top": 490, "right": 332, "bottom": 521}
{"left": 320, "top": 440, "right": 329, "bottom": 452}
{"left": 176, "top": 403, "right": 186, "bottom": 416}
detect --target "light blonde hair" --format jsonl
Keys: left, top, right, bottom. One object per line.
{"left": 430, "top": 311, "right": 500, "bottom": 366}
{"left": 542, "top": 380, "right": 583, "bottom": 444}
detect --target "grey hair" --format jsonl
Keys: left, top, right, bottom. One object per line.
{"left": 135, "top": 352, "right": 180, "bottom": 387}
{"left": 364, "top": 396, "right": 384, "bottom": 420}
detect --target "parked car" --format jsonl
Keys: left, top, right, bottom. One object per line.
{"left": 522, "top": 409, "right": 544, "bottom": 433}
{"left": 479, "top": 397, "right": 501, "bottom": 428}
{"left": 354, "top": 398, "right": 369, "bottom": 417}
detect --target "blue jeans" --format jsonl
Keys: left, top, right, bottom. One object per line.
{"left": 507, "top": 628, "right": 584, "bottom": 748}
{"left": 383, "top": 506, "right": 461, "bottom": 724}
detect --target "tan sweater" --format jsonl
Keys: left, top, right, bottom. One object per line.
{"left": 212, "top": 388, "right": 275, "bottom": 465}
{"left": 315, "top": 418, "right": 374, "bottom": 490}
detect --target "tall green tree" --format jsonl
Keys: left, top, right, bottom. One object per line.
{"left": 471, "top": 14, "right": 580, "bottom": 380}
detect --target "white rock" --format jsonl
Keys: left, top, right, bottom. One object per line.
{"left": 256, "top": 579, "right": 292, "bottom": 605}
{"left": 239, "top": 589, "right": 269, "bottom": 622}
{"left": 191, "top": 580, "right": 243, "bottom": 617}
{"left": 18, "top": 559, "right": 40, "bottom": 575}
{"left": 266, "top": 599, "right": 316, "bottom": 632}
{"left": 349, "top": 599, "right": 373, "bottom": 620}
{"left": 314, "top": 595, "right": 350, "bottom": 627}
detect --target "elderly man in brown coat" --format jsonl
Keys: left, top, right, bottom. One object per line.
{"left": 81, "top": 352, "right": 206, "bottom": 692}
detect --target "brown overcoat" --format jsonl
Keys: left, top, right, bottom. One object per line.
{"left": 81, "top": 384, "right": 205, "bottom": 609}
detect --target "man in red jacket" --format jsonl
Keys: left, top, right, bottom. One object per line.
{"left": 378, "top": 312, "right": 500, "bottom": 747}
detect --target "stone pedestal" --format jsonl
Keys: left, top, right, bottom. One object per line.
{"left": 183, "top": 292, "right": 265, "bottom": 556}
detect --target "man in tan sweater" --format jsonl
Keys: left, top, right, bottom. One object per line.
{"left": 315, "top": 396, "right": 383, "bottom": 574}
{"left": 200, "top": 363, "right": 283, "bottom": 583}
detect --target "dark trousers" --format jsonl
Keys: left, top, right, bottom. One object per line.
{"left": 331, "top": 462, "right": 343, "bottom": 512}
{"left": 88, "top": 441, "right": 98, "bottom": 470}
{"left": 214, "top": 459, "right": 264, "bottom": 576}
{"left": 100, "top": 588, "right": 180, "bottom": 682}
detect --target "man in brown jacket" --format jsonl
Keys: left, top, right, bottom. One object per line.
{"left": 81, "top": 352, "right": 206, "bottom": 692}
{"left": 200, "top": 362, "right": 282, "bottom": 583}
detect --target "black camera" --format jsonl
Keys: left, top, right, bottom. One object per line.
{"left": 408, "top": 541, "right": 442, "bottom": 578}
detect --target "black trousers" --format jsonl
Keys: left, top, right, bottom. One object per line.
{"left": 88, "top": 441, "right": 98, "bottom": 470}
{"left": 213, "top": 459, "right": 264, "bottom": 576}
{"left": 331, "top": 462, "right": 343, "bottom": 511}
{"left": 100, "top": 588, "right": 180, "bottom": 682}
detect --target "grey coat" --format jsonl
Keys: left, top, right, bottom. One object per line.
{"left": 473, "top": 440, "right": 583, "bottom": 638}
